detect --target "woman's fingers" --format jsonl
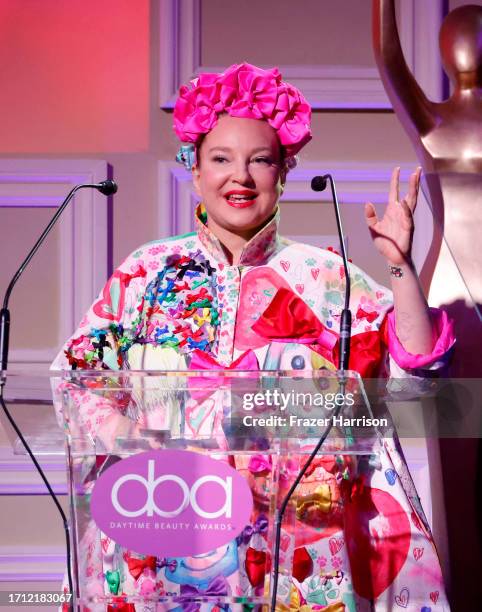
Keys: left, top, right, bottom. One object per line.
{"left": 405, "top": 166, "right": 422, "bottom": 212}
{"left": 399, "top": 198, "right": 414, "bottom": 230}
{"left": 389, "top": 165, "right": 423, "bottom": 210}
{"left": 389, "top": 166, "right": 401, "bottom": 204}
{"left": 364, "top": 201, "right": 378, "bottom": 227}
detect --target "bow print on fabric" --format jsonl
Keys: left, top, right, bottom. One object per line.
{"left": 190, "top": 348, "right": 259, "bottom": 371}
{"left": 105, "top": 570, "right": 120, "bottom": 595}
{"left": 134, "top": 251, "right": 219, "bottom": 355}
{"left": 187, "top": 348, "right": 259, "bottom": 401}
{"left": 126, "top": 555, "right": 157, "bottom": 580}
{"left": 252, "top": 287, "right": 338, "bottom": 351}
{"left": 178, "top": 574, "right": 229, "bottom": 612}
{"left": 355, "top": 305, "right": 379, "bottom": 323}
{"left": 248, "top": 454, "right": 272, "bottom": 474}
{"left": 106, "top": 597, "right": 136, "bottom": 612}
{"left": 93, "top": 265, "right": 146, "bottom": 322}
{"left": 236, "top": 515, "right": 269, "bottom": 545}
{"left": 245, "top": 547, "right": 270, "bottom": 588}
{"left": 252, "top": 288, "right": 385, "bottom": 377}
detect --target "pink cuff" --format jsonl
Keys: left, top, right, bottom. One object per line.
{"left": 386, "top": 307, "right": 455, "bottom": 370}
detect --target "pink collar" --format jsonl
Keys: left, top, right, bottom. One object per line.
{"left": 194, "top": 204, "right": 281, "bottom": 266}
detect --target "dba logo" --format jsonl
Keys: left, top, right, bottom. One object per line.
{"left": 90, "top": 449, "right": 254, "bottom": 557}
{"left": 111, "top": 459, "right": 232, "bottom": 519}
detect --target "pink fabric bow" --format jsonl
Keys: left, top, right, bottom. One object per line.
{"left": 188, "top": 349, "right": 259, "bottom": 401}
{"left": 252, "top": 287, "right": 391, "bottom": 377}
{"left": 248, "top": 454, "right": 272, "bottom": 474}
{"left": 248, "top": 454, "right": 299, "bottom": 483}
{"left": 252, "top": 287, "right": 338, "bottom": 353}
{"left": 190, "top": 348, "right": 259, "bottom": 371}
{"left": 173, "top": 63, "right": 312, "bottom": 156}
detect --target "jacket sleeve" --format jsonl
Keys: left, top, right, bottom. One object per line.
{"left": 345, "top": 257, "right": 455, "bottom": 379}
{"left": 51, "top": 254, "right": 147, "bottom": 371}
{"left": 383, "top": 307, "right": 455, "bottom": 375}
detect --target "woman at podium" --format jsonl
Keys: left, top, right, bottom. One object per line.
{"left": 53, "top": 63, "right": 454, "bottom": 611}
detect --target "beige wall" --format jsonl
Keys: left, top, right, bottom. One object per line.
{"left": 0, "top": 0, "right": 465, "bottom": 594}
{"left": 201, "top": 0, "right": 376, "bottom": 67}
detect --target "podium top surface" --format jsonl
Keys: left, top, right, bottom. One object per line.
{"left": 1, "top": 369, "right": 392, "bottom": 457}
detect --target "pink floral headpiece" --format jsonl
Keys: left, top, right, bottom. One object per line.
{"left": 173, "top": 63, "right": 312, "bottom": 157}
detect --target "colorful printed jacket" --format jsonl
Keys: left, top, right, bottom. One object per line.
{"left": 52, "top": 205, "right": 454, "bottom": 611}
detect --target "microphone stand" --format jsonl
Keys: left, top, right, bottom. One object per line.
{"left": 0, "top": 179, "right": 117, "bottom": 609}
{"left": 269, "top": 174, "right": 352, "bottom": 612}
{"left": 1, "top": 180, "right": 117, "bottom": 369}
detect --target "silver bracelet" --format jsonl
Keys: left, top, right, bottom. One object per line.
{"left": 388, "top": 264, "right": 404, "bottom": 278}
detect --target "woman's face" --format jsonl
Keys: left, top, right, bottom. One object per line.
{"left": 192, "top": 115, "right": 286, "bottom": 238}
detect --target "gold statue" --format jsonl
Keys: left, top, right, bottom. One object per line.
{"left": 373, "top": 6, "right": 482, "bottom": 608}
{"left": 372, "top": 0, "right": 482, "bottom": 376}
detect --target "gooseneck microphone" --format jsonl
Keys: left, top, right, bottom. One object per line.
{"left": 0, "top": 179, "right": 117, "bottom": 608}
{"left": 270, "top": 174, "right": 353, "bottom": 612}
{"left": 311, "top": 174, "right": 351, "bottom": 370}
{"left": 0, "top": 180, "right": 117, "bottom": 370}
{"left": 95, "top": 179, "right": 118, "bottom": 196}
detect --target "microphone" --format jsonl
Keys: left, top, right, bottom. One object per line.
{"left": 0, "top": 179, "right": 116, "bottom": 609}
{"left": 310, "top": 175, "right": 328, "bottom": 192}
{"left": 95, "top": 179, "right": 118, "bottom": 196}
{"left": 311, "top": 174, "right": 351, "bottom": 371}
{"left": 270, "top": 174, "right": 353, "bottom": 612}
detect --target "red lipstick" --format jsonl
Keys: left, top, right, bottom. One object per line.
{"left": 224, "top": 189, "right": 258, "bottom": 208}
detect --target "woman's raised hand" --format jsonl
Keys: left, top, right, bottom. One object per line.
{"left": 364, "top": 166, "right": 421, "bottom": 266}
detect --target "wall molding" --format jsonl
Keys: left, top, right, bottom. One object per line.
{"left": 0, "top": 446, "right": 66, "bottom": 495}
{"left": 398, "top": 0, "right": 445, "bottom": 102}
{"left": 0, "top": 159, "right": 110, "bottom": 365}
{"left": 0, "top": 546, "right": 65, "bottom": 582}
{"left": 159, "top": 0, "right": 444, "bottom": 110}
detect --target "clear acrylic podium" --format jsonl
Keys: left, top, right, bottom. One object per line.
{"left": 48, "top": 368, "right": 383, "bottom": 611}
